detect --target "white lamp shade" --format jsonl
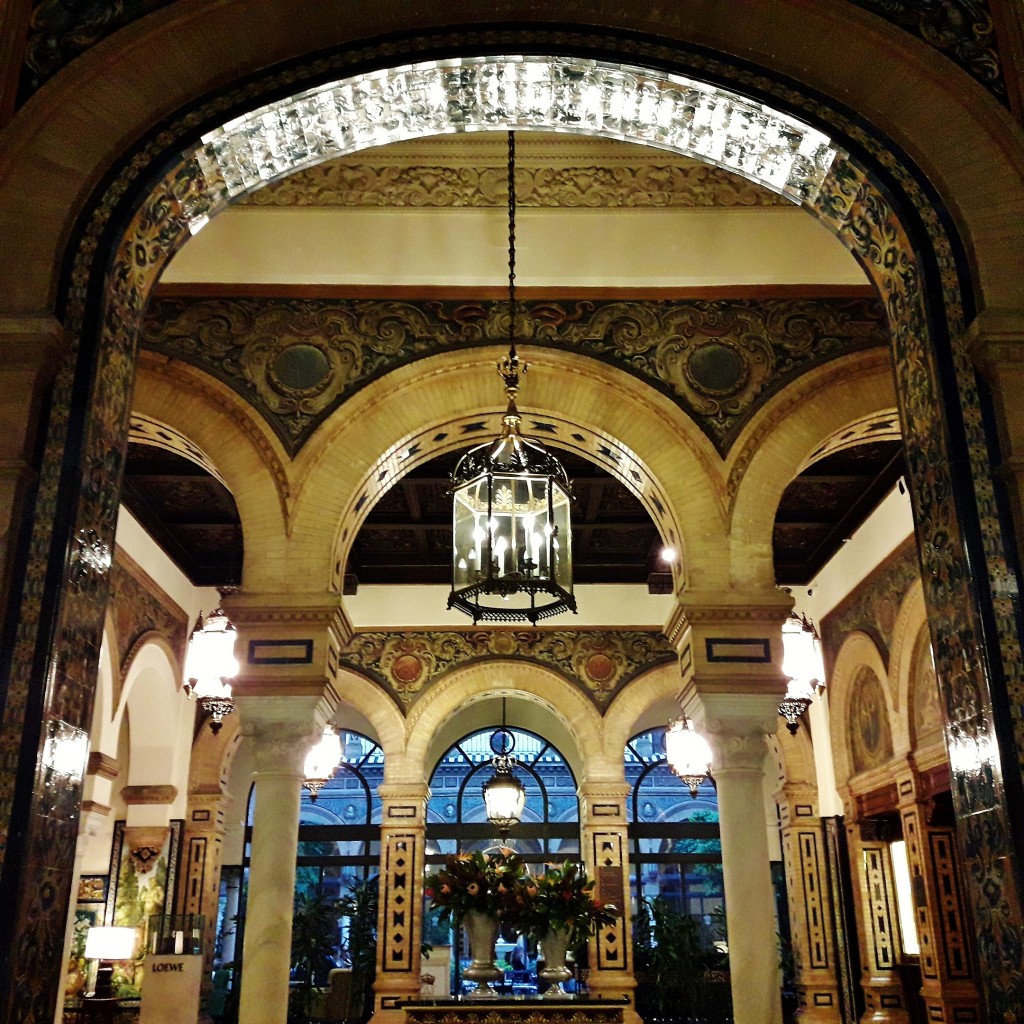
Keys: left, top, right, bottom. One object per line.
{"left": 84, "top": 926, "right": 137, "bottom": 961}
{"left": 185, "top": 609, "right": 239, "bottom": 696}
{"left": 782, "top": 616, "right": 825, "bottom": 699}
{"left": 304, "top": 726, "right": 342, "bottom": 783}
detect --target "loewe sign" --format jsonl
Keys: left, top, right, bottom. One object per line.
{"left": 152, "top": 961, "right": 185, "bottom": 972}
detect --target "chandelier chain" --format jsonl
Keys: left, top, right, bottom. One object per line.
{"left": 507, "top": 129, "right": 517, "bottom": 361}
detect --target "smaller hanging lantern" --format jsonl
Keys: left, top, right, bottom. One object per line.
{"left": 184, "top": 608, "right": 239, "bottom": 734}
{"left": 665, "top": 714, "right": 713, "bottom": 798}
{"left": 482, "top": 703, "right": 526, "bottom": 837}
{"left": 303, "top": 726, "right": 342, "bottom": 801}
{"left": 778, "top": 612, "right": 825, "bottom": 734}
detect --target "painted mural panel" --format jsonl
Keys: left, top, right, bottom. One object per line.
{"left": 849, "top": 666, "right": 894, "bottom": 775}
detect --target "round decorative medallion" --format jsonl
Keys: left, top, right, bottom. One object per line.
{"left": 268, "top": 343, "right": 333, "bottom": 395}
{"left": 390, "top": 654, "right": 424, "bottom": 685}
{"left": 584, "top": 653, "right": 616, "bottom": 684}
{"left": 686, "top": 341, "right": 747, "bottom": 396}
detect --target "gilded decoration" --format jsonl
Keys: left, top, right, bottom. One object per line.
{"left": 141, "top": 295, "right": 887, "bottom": 457}
{"left": 243, "top": 153, "right": 786, "bottom": 208}
{"left": 821, "top": 539, "right": 919, "bottom": 672}
{"left": 340, "top": 629, "right": 675, "bottom": 710}
{"left": 849, "top": 665, "right": 895, "bottom": 775}
{"left": 109, "top": 550, "right": 189, "bottom": 684}
{"left": 8, "top": 32, "right": 1024, "bottom": 1021}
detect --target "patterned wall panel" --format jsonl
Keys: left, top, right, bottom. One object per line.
{"left": 590, "top": 831, "right": 629, "bottom": 972}
{"left": 928, "top": 830, "right": 973, "bottom": 979}
{"left": 141, "top": 295, "right": 887, "bottom": 458}
{"left": 821, "top": 537, "right": 920, "bottom": 670}
{"left": 381, "top": 832, "right": 418, "bottom": 973}
{"left": 339, "top": 628, "right": 675, "bottom": 711}
{"left": 798, "top": 830, "right": 830, "bottom": 969}
{"left": 862, "top": 846, "right": 899, "bottom": 972}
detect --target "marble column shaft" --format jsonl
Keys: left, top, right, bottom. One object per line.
{"left": 236, "top": 693, "right": 333, "bottom": 1024}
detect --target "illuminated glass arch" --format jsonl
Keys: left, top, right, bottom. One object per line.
{"left": 189, "top": 55, "right": 838, "bottom": 232}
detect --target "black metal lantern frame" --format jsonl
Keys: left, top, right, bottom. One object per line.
{"left": 447, "top": 131, "right": 576, "bottom": 625}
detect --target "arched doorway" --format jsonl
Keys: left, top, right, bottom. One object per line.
{"left": 1, "top": 15, "right": 1022, "bottom": 1022}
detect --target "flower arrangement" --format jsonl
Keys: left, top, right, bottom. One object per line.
{"left": 519, "top": 862, "right": 618, "bottom": 947}
{"left": 424, "top": 849, "right": 528, "bottom": 925}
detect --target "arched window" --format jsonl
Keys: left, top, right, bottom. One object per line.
{"left": 625, "top": 727, "right": 724, "bottom": 936}
{"left": 426, "top": 726, "right": 579, "bottom": 871}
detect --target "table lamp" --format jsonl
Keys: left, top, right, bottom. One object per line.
{"left": 84, "top": 926, "right": 136, "bottom": 999}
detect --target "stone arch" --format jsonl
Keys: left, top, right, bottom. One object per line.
{"left": 306, "top": 345, "right": 719, "bottom": 596}
{"left": 404, "top": 659, "right": 604, "bottom": 784}
{"left": 828, "top": 631, "right": 896, "bottom": 791}
{"left": 603, "top": 661, "right": 683, "bottom": 761}
{"left": 332, "top": 668, "right": 409, "bottom": 780}
{"left": 727, "top": 348, "right": 896, "bottom": 588}
{"left": 3, "top": 10, "right": 1024, "bottom": 1018}
{"left": 133, "top": 358, "right": 289, "bottom": 542}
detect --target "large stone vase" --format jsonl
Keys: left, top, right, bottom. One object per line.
{"left": 461, "top": 910, "right": 503, "bottom": 998}
{"left": 538, "top": 927, "right": 573, "bottom": 997}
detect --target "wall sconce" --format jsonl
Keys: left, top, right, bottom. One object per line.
{"left": 779, "top": 612, "right": 825, "bottom": 734}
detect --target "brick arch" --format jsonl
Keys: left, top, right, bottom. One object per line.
{"left": 727, "top": 348, "right": 896, "bottom": 588}
{"left": 302, "top": 345, "right": 721, "bottom": 597}
{"left": 132, "top": 358, "right": 291, "bottom": 542}
{"left": 404, "top": 659, "right": 604, "bottom": 785}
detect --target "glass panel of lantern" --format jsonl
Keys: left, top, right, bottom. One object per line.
{"left": 451, "top": 469, "right": 572, "bottom": 612}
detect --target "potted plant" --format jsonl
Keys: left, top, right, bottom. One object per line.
{"left": 519, "top": 862, "right": 617, "bottom": 996}
{"left": 424, "top": 850, "right": 527, "bottom": 997}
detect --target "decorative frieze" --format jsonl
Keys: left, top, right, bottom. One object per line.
{"left": 141, "top": 295, "right": 887, "bottom": 458}
{"left": 340, "top": 628, "right": 675, "bottom": 710}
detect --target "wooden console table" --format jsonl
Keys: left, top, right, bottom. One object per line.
{"left": 401, "top": 996, "right": 628, "bottom": 1024}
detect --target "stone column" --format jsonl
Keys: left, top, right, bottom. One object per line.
{"left": 697, "top": 694, "right": 784, "bottom": 1024}
{"left": 895, "top": 762, "right": 981, "bottom": 1023}
{"left": 777, "top": 784, "right": 842, "bottom": 1021}
{"left": 373, "top": 782, "right": 429, "bottom": 1024}
{"left": 578, "top": 773, "right": 640, "bottom": 1024}
{"left": 667, "top": 592, "right": 789, "bottom": 1024}
{"left": 0, "top": 316, "right": 65, "bottom": 632}
{"left": 235, "top": 691, "right": 335, "bottom": 1024}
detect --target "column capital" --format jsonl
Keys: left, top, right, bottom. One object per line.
{"left": 965, "top": 307, "right": 1024, "bottom": 376}
{"left": 224, "top": 590, "right": 353, "bottom": 683}
{"left": 0, "top": 313, "right": 67, "bottom": 367}
{"left": 578, "top": 780, "right": 631, "bottom": 825}
{"left": 684, "top": 691, "right": 780, "bottom": 772}
{"left": 379, "top": 782, "right": 429, "bottom": 824}
{"left": 237, "top": 690, "right": 337, "bottom": 773}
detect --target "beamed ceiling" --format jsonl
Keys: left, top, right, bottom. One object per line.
{"left": 127, "top": 132, "right": 904, "bottom": 596}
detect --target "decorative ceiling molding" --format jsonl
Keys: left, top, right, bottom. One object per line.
{"left": 339, "top": 628, "right": 676, "bottom": 711}
{"left": 141, "top": 294, "right": 888, "bottom": 458}
{"left": 240, "top": 149, "right": 787, "bottom": 209}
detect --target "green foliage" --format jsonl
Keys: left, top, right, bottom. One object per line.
{"left": 290, "top": 889, "right": 341, "bottom": 1019}
{"left": 337, "top": 877, "right": 378, "bottom": 1000}
{"left": 633, "top": 897, "right": 731, "bottom": 1021}
{"left": 423, "top": 849, "right": 527, "bottom": 925}
{"left": 517, "top": 862, "right": 618, "bottom": 950}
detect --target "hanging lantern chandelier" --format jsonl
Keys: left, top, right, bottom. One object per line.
{"left": 303, "top": 726, "right": 342, "bottom": 801}
{"left": 778, "top": 612, "right": 825, "bottom": 734}
{"left": 184, "top": 607, "right": 239, "bottom": 734}
{"left": 482, "top": 699, "right": 527, "bottom": 838}
{"left": 665, "top": 714, "right": 714, "bottom": 798}
{"left": 448, "top": 132, "right": 576, "bottom": 625}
